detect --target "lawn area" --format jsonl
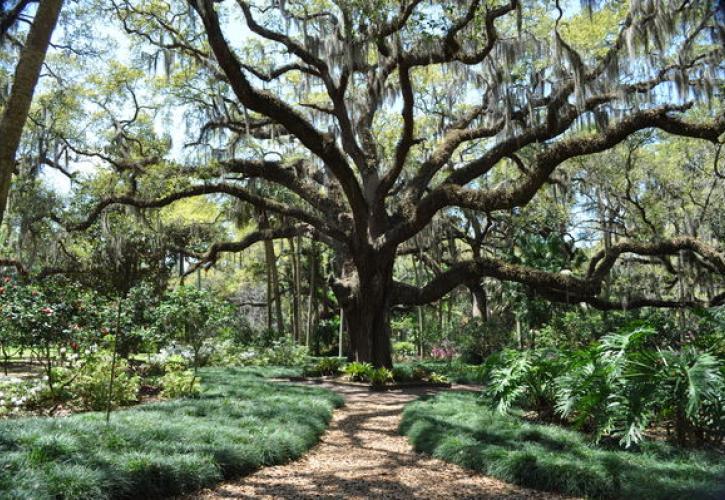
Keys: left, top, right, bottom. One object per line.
{"left": 400, "top": 392, "right": 725, "bottom": 499}
{"left": 0, "top": 366, "right": 343, "bottom": 499}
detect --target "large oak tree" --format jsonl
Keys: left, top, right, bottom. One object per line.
{"left": 6, "top": 0, "right": 724, "bottom": 367}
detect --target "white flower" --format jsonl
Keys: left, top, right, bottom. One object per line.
{"left": 84, "top": 349, "right": 91, "bottom": 355}
{"left": 59, "top": 347, "right": 67, "bottom": 354}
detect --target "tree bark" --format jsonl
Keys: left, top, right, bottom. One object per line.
{"left": 288, "top": 236, "right": 301, "bottom": 343}
{"left": 306, "top": 242, "right": 318, "bottom": 348}
{"left": 258, "top": 210, "right": 283, "bottom": 333}
{"left": 0, "top": 0, "right": 64, "bottom": 225}
{"left": 338, "top": 252, "right": 395, "bottom": 368}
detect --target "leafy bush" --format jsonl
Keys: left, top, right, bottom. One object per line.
{"left": 369, "top": 367, "right": 393, "bottom": 386}
{"left": 0, "top": 378, "right": 44, "bottom": 416}
{"left": 160, "top": 369, "right": 200, "bottom": 399}
{"left": 237, "top": 338, "right": 308, "bottom": 367}
{"left": 261, "top": 338, "right": 308, "bottom": 366}
{"left": 343, "top": 362, "right": 373, "bottom": 382}
{"left": 483, "top": 324, "right": 725, "bottom": 447}
{"left": 304, "top": 357, "right": 343, "bottom": 377}
{"left": 456, "top": 318, "right": 513, "bottom": 363}
{"left": 392, "top": 341, "right": 417, "bottom": 361}
{"left": 71, "top": 352, "right": 140, "bottom": 411}
{"left": 430, "top": 340, "right": 457, "bottom": 361}
{"left": 428, "top": 372, "right": 449, "bottom": 384}
{"left": 484, "top": 348, "right": 565, "bottom": 416}
{"left": 392, "top": 365, "right": 416, "bottom": 382}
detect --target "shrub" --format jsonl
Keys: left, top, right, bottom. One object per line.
{"left": 160, "top": 369, "right": 200, "bottom": 399}
{"left": 428, "top": 372, "right": 449, "bottom": 384}
{"left": 369, "top": 367, "right": 393, "bottom": 386}
{"left": 456, "top": 318, "right": 512, "bottom": 363}
{"left": 304, "top": 357, "right": 343, "bottom": 377}
{"left": 392, "top": 341, "right": 417, "bottom": 361}
{"left": 430, "top": 340, "right": 457, "bottom": 361}
{"left": 262, "top": 338, "right": 308, "bottom": 366}
{"left": 343, "top": 362, "right": 373, "bottom": 382}
{"left": 484, "top": 324, "right": 725, "bottom": 448}
{"left": 71, "top": 352, "right": 140, "bottom": 411}
{"left": 484, "top": 348, "right": 565, "bottom": 417}
{"left": 392, "top": 365, "right": 416, "bottom": 382}
{"left": 238, "top": 338, "right": 308, "bottom": 367}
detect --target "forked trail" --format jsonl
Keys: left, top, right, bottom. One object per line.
{"left": 199, "top": 383, "right": 570, "bottom": 499}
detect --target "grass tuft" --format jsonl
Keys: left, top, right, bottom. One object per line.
{"left": 0, "top": 366, "right": 342, "bottom": 499}
{"left": 400, "top": 391, "right": 725, "bottom": 499}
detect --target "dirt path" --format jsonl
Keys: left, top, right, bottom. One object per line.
{"left": 200, "top": 382, "right": 568, "bottom": 499}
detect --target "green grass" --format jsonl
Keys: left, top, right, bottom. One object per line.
{"left": 400, "top": 392, "right": 725, "bottom": 499}
{"left": 0, "top": 366, "right": 342, "bottom": 499}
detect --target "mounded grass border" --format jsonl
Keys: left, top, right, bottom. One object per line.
{"left": 400, "top": 391, "right": 725, "bottom": 499}
{"left": 0, "top": 366, "right": 343, "bottom": 499}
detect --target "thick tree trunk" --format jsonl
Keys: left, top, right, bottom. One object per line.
{"left": 0, "top": 0, "right": 63, "bottom": 225}
{"left": 339, "top": 253, "right": 395, "bottom": 368}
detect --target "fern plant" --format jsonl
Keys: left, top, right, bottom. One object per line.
{"left": 343, "top": 362, "right": 373, "bottom": 382}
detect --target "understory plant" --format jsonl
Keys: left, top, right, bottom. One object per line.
{"left": 484, "top": 324, "right": 724, "bottom": 447}
{"left": 343, "top": 362, "right": 373, "bottom": 382}
{"left": 71, "top": 351, "right": 140, "bottom": 411}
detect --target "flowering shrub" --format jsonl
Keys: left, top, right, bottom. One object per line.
{"left": 0, "top": 378, "right": 43, "bottom": 416}
{"left": 0, "top": 276, "right": 104, "bottom": 397}
{"left": 431, "top": 340, "right": 457, "bottom": 361}
{"left": 236, "top": 338, "right": 308, "bottom": 367}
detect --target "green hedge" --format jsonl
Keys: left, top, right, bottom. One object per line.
{"left": 400, "top": 391, "right": 725, "bottom": 499}
{"left": 0, "top": 366, "right": 342, "bottom": 499}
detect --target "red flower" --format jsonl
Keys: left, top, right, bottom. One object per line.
{"left": 41, "top": 306, "right": 54, "bottom": 315}
{"left": 2, "top": 276, "right": 10, "bottom": 283}
{"left": 0, "top": 287, "right": 4, "bottom": 294}
{"left": 70, "top": 342, "right": 79, "bottom": 351}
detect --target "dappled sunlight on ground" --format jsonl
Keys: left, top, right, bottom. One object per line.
{"left": 200, "top": 383, "right": 570, "bottom": 499}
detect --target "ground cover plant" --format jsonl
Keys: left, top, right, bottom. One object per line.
{"left": 400, "top": 391, "right": 725, "bottom": 499}
{"left": 0, "top": 366, "right": 342, "bottom": 499}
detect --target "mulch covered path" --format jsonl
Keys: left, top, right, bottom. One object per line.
{"left": 198, "top": 382, "right": 571, "bottom": 499}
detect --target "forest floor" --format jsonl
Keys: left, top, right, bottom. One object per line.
{"left": 200, "top": 382, "right": 571, "bottom": 499}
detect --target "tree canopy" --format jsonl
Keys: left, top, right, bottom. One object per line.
{"left": 0, "top": 0, "right": 723, "bottom": 367}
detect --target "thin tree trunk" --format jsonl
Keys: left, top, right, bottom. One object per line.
{"left": 338, "top": 308, "right": 344, "bottom": 357}
{"left": 0, "top": 0, "right": 64, "bottom": 225}
{"left": 258, "top": 210, "right": 283, "bottom": 333}
{"left": 411, "top": 253, "right": 425, "bottom": 357}
{"left": 106, "top": 298, "right": 122, "bottom": 424}
{"left": 306, "top": 243, "right": 318, "bottom": 349}
{"left": 287, "top": 237, "right": 298, "bottom": 341}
